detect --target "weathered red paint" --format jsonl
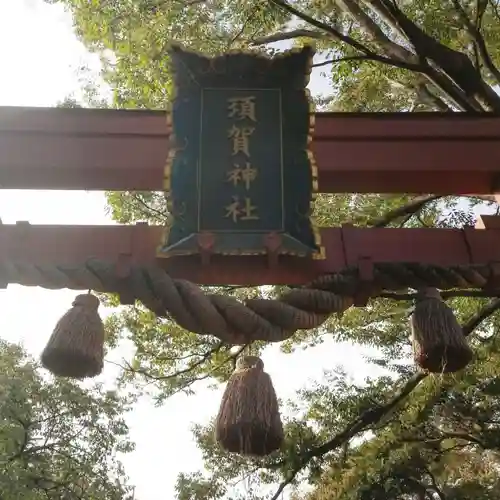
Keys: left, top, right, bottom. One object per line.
{"left": 1, "top": 106, "right": 500, "bottom": 194}
{"left": 2, "top": 107, "right": 499, "bottom": 287}
{"left": 1, "top": 222, "right": 499, "bottom": 286}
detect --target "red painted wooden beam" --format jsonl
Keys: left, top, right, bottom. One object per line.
{"left": 1, "top": 106, "right": 500, "bottom": 194}
{"left": 1, "top": 222, "right": 498, "bottom": 286}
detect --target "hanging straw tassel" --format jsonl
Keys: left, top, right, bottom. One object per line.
{"left": 410, "top": 287, "right": 472, "bottom": 373}
{"left": 41, "top": 293, "right": 104, "bottom": 379}
{"left": 215, "top": 355, "right": 283, "bottom": 456}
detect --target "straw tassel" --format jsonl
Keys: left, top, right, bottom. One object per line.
{"left": 215, "top": 356, "right": 283, "bottom": 456}
{"left": 410, "top": 287, "right": 472, "bottom": 373}
{"left": 41, "top": 293, "right": 104, "bottom": 379}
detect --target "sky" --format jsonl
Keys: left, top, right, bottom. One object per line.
{"left": 0, "top": 1, "right": 388, "bottom": 499}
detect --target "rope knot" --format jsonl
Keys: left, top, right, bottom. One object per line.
{"left": 236, "top": 355, "right": 264, "bottom": 371}
{"left": 72, "top": 293, "right": 100, "bottom": 310}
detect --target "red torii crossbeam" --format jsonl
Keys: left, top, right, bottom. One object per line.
{"left": 2, "top": 106, "right": 500, "bottom": 288}
{"left": 1, "top": 107, "right": 500, "bottom": 194}
{"left": 1, "top": 220, "right": 499, "bottom": 286}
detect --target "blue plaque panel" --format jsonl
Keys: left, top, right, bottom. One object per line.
{"left": 198, "top": 89, "right": 283, "bottom": 233}
{"left": 159, "top": 44, "right": 322, "bottom": 258}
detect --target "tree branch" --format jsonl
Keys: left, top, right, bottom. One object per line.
{"left": 440, "top": 430, "right": 485, "bottom": 447}
{"left": 381, "top": 290, "right": 500, "bottom": 300}
{"left": 270, "top": 298, "right": 500, "bottom": 499}
{"left": 131, "top": 194, "right": 167, "bottom": 219}
{"left": 366, "top": 192, "right": 497, "bottom": 229}
{"left": 450, "top": 0, "right": 500, "bottom": 86}
{"left": 362, "top": 0, "right": 412, "bottom": 41}
{"left": 251, "top": 28, "right": 330, "bottom": 45}
{"left": 461, "top": 297, "right": 500, "bottom": 336}
{"left": 312, "top": 55, "right": 373, "bottom": 68}
{"left": 488, "top": 0, "right": 500, "bottom": 24}
{"left": 424, "top": 466, "right": 446, "bottom": 500}
{"left": 271, "top": 371, "right": 426, "bottom": 500}
{"left": 7, "top": 416, "right": 30, "bottom": 463}
{"left": 378, "top": 0, "right": 500, "bottom": 111}
{"left": 123, "top": 341, "right": 224, "bottom": 381}
{"left": 368, "top": 195, "right": 442, "bottom": 228}
{"left": 416, "top": 82, "right": 453, "bottom": 111}
{"left": 335, "top": 0, "right": 416, "bottom": 63}
{"left": 267, "top": 0, "right": 423, "bottom": 71}
{"left": 467, "top": 194, "right": 497, "bottom": 203}
{"left": 363, "top": 0, "right": 476, "bottom": 111}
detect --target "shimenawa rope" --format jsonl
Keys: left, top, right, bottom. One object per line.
{"left": 2, "top": 259, "right": 496, "bottom": 344}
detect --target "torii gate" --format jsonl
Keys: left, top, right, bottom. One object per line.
{"left": 1, "top": 106, "right": 500, "bottom": 287}
{"left": 3, "top": 101, "right": 500, "bottom": 459}
{"left": 3, "top": 43, "right": 500, "bottom": 466}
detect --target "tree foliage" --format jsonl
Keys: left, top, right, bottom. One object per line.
{"left": 45, "top": 0, "right": 500, "bottom": 498}
{"left": 0, "top": 340, "right": 135, "bottom": 499}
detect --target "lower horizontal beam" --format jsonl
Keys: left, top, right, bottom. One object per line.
{"left": 1, "top": 223, "right": 498, "bottom": 286}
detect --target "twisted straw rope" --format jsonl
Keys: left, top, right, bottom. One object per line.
{"left": 1, "top": 260, "right": 494, "bottom": 344}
